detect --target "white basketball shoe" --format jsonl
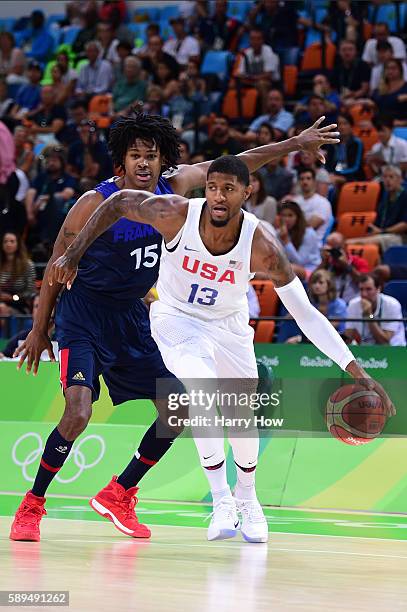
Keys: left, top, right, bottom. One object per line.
{"left": 235, "top": 498, "right": 269, "bottom": 543}
{"left": 207, "top": 495, "right": 240, "bottom": 541}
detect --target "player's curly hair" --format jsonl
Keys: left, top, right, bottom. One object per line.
{"left": 108, "top": 112, "right": 181, "bottom": 172}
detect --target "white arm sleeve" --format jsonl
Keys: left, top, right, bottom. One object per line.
{"left": 275, "top": 276, "right": 354, "bottom": 371}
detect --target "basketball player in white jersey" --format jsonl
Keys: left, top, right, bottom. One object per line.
{"left": 50, "top": 156, "right": 395, "bottom": 544}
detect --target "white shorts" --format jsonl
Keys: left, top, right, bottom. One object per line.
{"left": 150, "top": 301, "right": 258, "bottom": 380}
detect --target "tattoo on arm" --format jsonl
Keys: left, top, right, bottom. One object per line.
{"left": 62, "top": 227, "right": 78, "bottom": 250}
{"left": 266, "top": 237, "right": 295, "bottom": 288}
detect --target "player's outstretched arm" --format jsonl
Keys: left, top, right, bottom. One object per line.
{"left": 171, "top": 117, "right": 340, "bottom": 195}
{"left": 49, "top": 189, "right": 189, "bottom": 288}
{"left": 14, "top": 190, "right": 105, "bottom": 375}
{"left": 251, "top": 225, "right": 395, "bottom": 416}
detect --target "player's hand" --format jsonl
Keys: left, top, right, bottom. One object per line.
{"left": 346, "top": 361, "right": 396, "bottom": 417}
{"left": 296, "top": 117, "right": 340, "bottom": 164}
{"left": 49, "top": 253, "right": 78, "bottom": 290}
{"left": 13, "top": 329, "right": 55, "bottom": 375}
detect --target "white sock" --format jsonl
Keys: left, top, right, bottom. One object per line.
{"left": 203, "top": 461, "right": 229, "bottom": 502}
{"left": 212, "top": 486, "right": 232, "bottom": 505}
{"left": 234, "top": 464, "right": 257, "bottom": 500}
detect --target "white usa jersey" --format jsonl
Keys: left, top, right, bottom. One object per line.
{"left": 156, "top": 198, "right": 259, "bottom": 321}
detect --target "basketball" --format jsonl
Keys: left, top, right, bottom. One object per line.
{"left": 326, "top": 384, "right": 387, "bottom": 445}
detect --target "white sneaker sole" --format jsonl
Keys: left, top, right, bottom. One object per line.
{"left": 241, "top": 530, "right": 269, "bottom": 543}
{"left": 208, "top": 527, "right": 239, "bottom": 541}
{"left": 89, "top": 497, "right": 150, "bottom": 538}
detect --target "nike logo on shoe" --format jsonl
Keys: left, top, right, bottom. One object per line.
{"left": 234, "top": 521, "right": 239, "bottom": 528}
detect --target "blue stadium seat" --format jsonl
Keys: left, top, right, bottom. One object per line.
{"left": 368, "top": 3, "right": 400, "bottom": 32}
{"left": 159, "top": 19, "right": 172, "bottom": 41}
{"left": 322, "top": 215, "right": 335, "bottom": 244}
{"left": 228, "top": 1, "right": 251, "bottom": 21}
{"left": 201, "top": 50, "right": 233, "bottom": 80}
{"left": 383, "top": 246, "right": 407, "bottom": 266}
{"left": 160, "top": 5, "right": 181, "bottom": 21}
{"left": 128, "top": 23, "right": 149, "bottom": 43}
{"left": 62, "top": 26, "right": 81, "bottom": 45}
{"left": 383, "top": 281, "right": 407, "bottom": 313}
{"left": 47, "top": 15, "right": 64, "bottom": 27}
{"left": 393, "top": 127, "right": 407, "bottom": 141}
{"left": 0, "top": 18, "right": 16, "bottom": 31}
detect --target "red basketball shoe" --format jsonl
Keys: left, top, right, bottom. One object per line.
{"left": 10, "top": 492, "right": 47, "bottom": 541}
{"left": 89, "top": 476, "right": 151, "bottom": 538}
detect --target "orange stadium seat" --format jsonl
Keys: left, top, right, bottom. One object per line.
{"left": 283, "top": 65, "right": 298, "bottom": 97}
{"left": 337, "top": 212, "right": 377, "bottom": 239}
{"left": 353, "top": 126, "right": 379, "bottom": 154}
{"left": 348, "top": 103, "right": 374, "bottom": 126}
{"left": 88, "top": 94, "right": 113, "bottom": 128}
{"left": 336, "top": 181, "right": 380, "bottom": 216}
{"left": 301, "top": 42, "right": 336, "bottom": 71}
{"left": 252, "top": 320, "right": 275, "bottom": 343}
{"left": 346, "top": 243, "right": 380, "bottom": 271}
{"left": 222, "top": 87, "right": 258, "bottom": 120}
{"left": 250, "top": 280, "right": 279, "bottom": 316}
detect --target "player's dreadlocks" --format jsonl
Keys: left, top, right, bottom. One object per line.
{"left": 108, "top": 112, "right": 181, "bottom": 172}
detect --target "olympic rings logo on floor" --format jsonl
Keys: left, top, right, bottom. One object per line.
{"left": 12, "top": 432, "right": 106, "bottom": 484}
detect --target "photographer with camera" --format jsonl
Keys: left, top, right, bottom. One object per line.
{"left": 318, "top": 231, "right": 369, "bottom": 303}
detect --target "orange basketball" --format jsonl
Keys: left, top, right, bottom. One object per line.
{"left": 325, "top": 384, "right": 387, "bottom": 445}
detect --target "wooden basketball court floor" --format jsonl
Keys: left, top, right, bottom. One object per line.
{"left": 1, "top": 494, "right": 407, "bottom": 612}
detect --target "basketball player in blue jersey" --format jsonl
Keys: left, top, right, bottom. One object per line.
{"left": 49, "top": 155, "right": 394, "bottom": 543}
{"left": 11, "top": 113, "right": 340, "bottom": 542}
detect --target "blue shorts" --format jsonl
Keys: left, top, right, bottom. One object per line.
{"left": 55, "top": 290, "right": 178, "bottom": 405}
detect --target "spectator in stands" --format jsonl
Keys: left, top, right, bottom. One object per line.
{"left": 0, "top": 294, "right": 55, "bottom": 359}
{"left": 97, "top": 22, "right": 120, "bottom": 66}
{"left": 0, "top": 232, "right": 35, "bottom": 323}
{"left": 55, "top": 51, "right": 78, "bottom": 95}
{"left": 362, "top": 22, "right": 406, "bottom": 67}
{"left": 0, "top": 78, "right": 14, "bottom": 120}
{"left": 247, "top": 0, "right": 299, "bottom": 64}
{"left": 256, "top": 122, "right": 275, "bottom": 146}
{"left": 142, "top": 85, "right": 169, "bottom": 118}
{"left": 332, "top": 39, "right": 371, "bottom": 101}
{"left": 0, "top": 32, "right": 25, "bottom": 76}
{"left": 293, "top": 168, "right": 332, "bottom": 244}
{"left": 295, "top": 75, "right": 340, "bottom": 122}
{"left": 113, "top": 56, "right": 147, "bottom": 115}
{"left": 0, "top": 122, "right": 22, "bottom": 236}
{"left": 372, "top": 59, "right": 407, "bottom": 123}
{"left": 294, "top": 94, "right": 330, "bottom": 130}
{"left": 244, "top": 171, "right": 277, "bottom": 225}
{"left": 178, "top": 140, "right": 191, "bottom": 165}
{"left": 326, "top": 0, "right": 363, "bottom": 45}
{"left": 115, "top": 40, "right": 134, "bottom": 78}
{"left": 325, "top": 113, "right": 364, "bottom": 188}
{"left": 197, "top": 0, "right": 244, "bottom": 52}
{"left": 374, "top": 263, "right": 407, "bottom": 284}
{"left": 49, "top": 65, "right": 72, "bottom": 107}
{"left": 72, "top": 5, "right": 98, "bottom": 60}
{"left": 76, "top": 40, "right": 114, "bottom": 97}
{"left": 289, "top": 149, "right": 331, "bottom": 198}
{"left": 278, "top": 200, "right": 321, "bottom": 279}
{"left": 367, "top": 116, "right": 407, "bottom": 176}
{"left": 59, "top": 98, "right": 89, "bottom": 146}
{"left": 344, "top": 273, "right": 406, "bottom": 346}
{"left": 199, "top": 115, "right": 242, "bottom": 159}
{"left": 25, "top": 146, "right": 78, "bottom": 249}
{"left": 369, "top": 41, "right": 407, "bottom": 94}
{"left": 25, "top": 85, "right": 67, "bottom": 146}
{"left": 141, "top": 35, "right": 180, "bottom": 83}
{"left": 319, "top": 231, "right": 370, "bottom": 303}
{"left": 20, "top": 10, "right": 54, "bottom": 65}
{"left": 235, "top": 28, "right": 280, "bottom": 111}
{"left": 10, "top": 61, "right": 43, "bottom": 119}
{"left": 285, "top": 269, "right": 348, "bottom": 343}
{"left": 240, "top": 89, "right": 294, "bottom": 144}
{"left": 259, "top": 157, "right": 294, "bottom": 201}
{"left": 152, "top": 59, "right": 180, "bottom": 101}
{"left": 163, "top": 17, "right": 200, "bottom": 67}
{"left": 67, "top": 119, "right": 113, "bottom": 191}
{"left": 348, "top": 165, "right": 407, "bottom": 251}
{"left": 14, "top": 125, "right": 35, "bottom": 180}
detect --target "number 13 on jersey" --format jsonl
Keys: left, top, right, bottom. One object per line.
{"left": 188, "top": 284, "right": 219, "bottom": 306}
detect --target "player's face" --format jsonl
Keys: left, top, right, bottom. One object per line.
{"left": 124, "top": 139, "right": 163, "bottom": 190}
{"left": 205, "top": 172, "right": 251, "bottom": 227}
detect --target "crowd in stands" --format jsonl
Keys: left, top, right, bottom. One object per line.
{"left": 0, "top": 0, "right": 407, "bottom": 351}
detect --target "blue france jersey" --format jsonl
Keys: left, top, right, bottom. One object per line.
{"left": 71, "top": 176, "right": 173, "bottom": 305}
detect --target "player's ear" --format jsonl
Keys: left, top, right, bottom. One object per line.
{"left": 244, "top": 184, "right": 253, "bottom": 200}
